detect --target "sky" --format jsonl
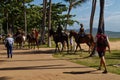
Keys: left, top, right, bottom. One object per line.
{"left": 31, "top": 0, "right": 120, "bottom": 32}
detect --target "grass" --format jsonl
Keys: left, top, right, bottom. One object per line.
{"left": 53, "top": 50, "right": 120, "bottom": 75}
{"left": 109, "top": 38, "right": 120, "bottom": 42}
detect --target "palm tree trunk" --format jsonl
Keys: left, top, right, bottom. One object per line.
{"left": 6, "top": 12, "right": 9, "bottom": 34}
{"left": 90, "top": 0, "right": 96, "bottom": 34}
{"left": 89, "top": 0, "right": 105, "bottom": 57}
{"left": 23, "top": 0, "right": 27, "bottom": 36}
{"left": 40, "top": 0, "right": 47, "bottom": 44}
{"left": 65, "top": 4, "right": 72, "bottom": 31}
{"left": 98, "top": 0, "right": 105, "bottom": 34}
{"left": 48, "top": 0, "right": 52, "bottom": 47}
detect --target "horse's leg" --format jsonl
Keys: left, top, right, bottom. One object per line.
{"left": 17, "top": 43, "right": 19, "bottom": 49}
{"left": 70, "top": 38, "right": 73, "bottom": 51}
{"left": 66, "top": 40, "right": 69, "bottom": 53}
{"left": 78, "top": 44, "right": 82, "bottom": 51}
{"left": 55, "top": 44, "right": 58, "bottom": 52}
{"left": 78, "top": 44, "right": 83, "bottom": 55}
{"left": 33, "top": 41, "right": 36, "bottom": 49}
{"left": 30, "top": 42, "right": 32, "bottom": 49}
{"left": 61, "top": 42, "right": 64, "bottom": 52}
{"left": 28, "top": 42, "right": 29, "bottom": 49}
{"left": 86, "top": 43, "right": 91, "bottom": 54}
{"left": 56, "top": 43, "right": 61, "bottom": 53}
{"left": 33, "top": 41, "right": 35, "bottom": 49}
{"left": 89, "top": 44, "right": 96, "bottom": 57}
{"left": 19, "top": 43, "right": 21, "bottom": 49}
{"left": 18, "top": 42, "right": 21, "bottom": 49}
{"left": 74, "top": 44, "right": 79, "bottom": 54}
{"left": 36, "top": 39, "right": 39, "bottom": 49}
{"left": 20, "top": 41, "right": 23, "bottom": 49}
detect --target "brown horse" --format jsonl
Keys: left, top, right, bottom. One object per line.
{"left": 13, "top": 34, "right": 24, "bottom": 49}
{"left": 69, "top": 30, "right": 95, "bottom": 53}
{"left": 26, "top": 33, "right": 39, "bottom": 49}
{"left": 49, "top": 29, "right": 69, "bottom": 53}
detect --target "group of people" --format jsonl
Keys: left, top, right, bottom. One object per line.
{"left": 4, "top": 24, "right": 111, "bottom": 74}
{"left": 56, "top": 23, "right": 111, "bottom": 74}
{"left": 4, "top": 27, "right": 39, "bottom": 58}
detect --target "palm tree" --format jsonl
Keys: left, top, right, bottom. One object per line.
{"left": 90, "top": 0, "right": 96, "bottom": 34}
{"left": 64, "top": 0, "right": 87, "bottom": 31}
{"left": 48, "top": 0, "right": 52, "bottom": 47}
{"left": 98, "top": 0, "right": 105, "bottom": 34}
{"left": 23, "top": 0, "right": 27, "bottom": 36}
{"left": 89, "top": 0, "right": 105, "bottom": 34}
{"left": 40, "top": 0, "right": 47, "bottom": 44}
{"left": 89, "top": 0, "right": 105, "bottom": 57}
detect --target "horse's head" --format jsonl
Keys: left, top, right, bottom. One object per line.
{"left": 69, "top": 30, "right": 77, "bottom": 38}
{"left": 26, "top": 33, "right": 31, "bottom": 39}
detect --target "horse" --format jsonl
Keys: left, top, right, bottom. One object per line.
{"left": 26, "top": 33, "right": 39, "bottom": 49}
{"left": 69, "top": 30, "right": 95, "bottom": 53}
{"left": 49, "top": 29, "right": 69, "bottom": 53}
{"left": 13, "top": 34, "right": 25, "bottom": 49}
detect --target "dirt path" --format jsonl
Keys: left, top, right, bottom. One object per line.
{"left": 0, "top": 42, "right": 120, "bottom": 80}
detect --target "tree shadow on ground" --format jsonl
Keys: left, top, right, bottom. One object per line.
{"left": 0, "top": 76, "right": 12, "bottom": 80}
{"left": 0, "top": 65, "right": 88, "bottom": 71}
{"left": 1, "top": 49, "right": 55, "bottom": 55}
{"left": 63, "top": 70, "right": 99, "bottom": 74}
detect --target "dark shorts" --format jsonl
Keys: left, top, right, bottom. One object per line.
{"left": 98, "top": 51, "right": 105, "bottom": 58}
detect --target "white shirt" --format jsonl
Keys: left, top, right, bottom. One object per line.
{"left": 5, "top": 37, "right": 14, "bottom": 45}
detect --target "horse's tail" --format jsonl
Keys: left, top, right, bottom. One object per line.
{"left": 89, "top": 34, "right": 94, "bottom": 42}
{"left": 89, "top": 34, "right": 95, "bottom": 49}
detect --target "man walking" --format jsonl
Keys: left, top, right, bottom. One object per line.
{"left": 5, "top": 34, "right": 14, "bottom": 58}
{"left": 96, "top": 29, "right": 110, "bottom": 73}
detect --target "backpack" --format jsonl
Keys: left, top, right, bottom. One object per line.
{"left": 5, "top": 40, "right": 10, "bottom": 47}
{"left": 97, "top": 34, "right": 108, "bottom": 47}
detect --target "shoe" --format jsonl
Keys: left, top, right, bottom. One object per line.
{"left": 102, "top": 70, "right": 108, "bottom": 74}
{"left": 11, "top": 55, "right": 12, "bottom": 58}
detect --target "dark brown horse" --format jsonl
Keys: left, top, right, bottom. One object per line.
{"left": 49, "top": 29, "right": 69, "bottom": 53}
{"left": 13, "top": 34, "right": 24, "bottom": 49}
{"left": 69, "top": 30, "right": 95, "bottom": 53}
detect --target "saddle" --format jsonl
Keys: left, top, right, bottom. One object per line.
{"left": 79, "top": 33, "right": 86, "bottom": 38}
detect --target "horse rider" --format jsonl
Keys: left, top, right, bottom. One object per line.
{"left": 56, "top": 23, "right": 63, "bottom": 37}
{"left": 35, "top": 29, "right": 39, "bottom": 39}
{"left": 78, "top": 23, "right": 86, "bottom": 37}
{"left": 31, "top": 28, "right": 39, "bottom": 39}
{"left": 14, "top": 27, "right": 22, "bottom": 39}
{"left": 16, "top": 27, "right": 22, "bottom": 35}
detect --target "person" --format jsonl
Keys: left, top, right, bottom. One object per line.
{"left": 4, "top": 34, "right": 14, "bottom": 58}
{"left": 16, "top": 27, "right": 22, "bottom": 36}
{"left": 78, "top": 23, "right": 85, "bottom": 37}
{"left": 34, "top": 28, "right": 39, "bottom": 39}
{"left": 95, "top": 29, "right": 111, "bottom": 73}
{"left": 56, "top": 23, "right": 63, "bottom": 37}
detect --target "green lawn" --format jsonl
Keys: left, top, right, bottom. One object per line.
{"left": 109, "top": 38, "right": 120, "bottom": 41}
{"left": 53, "top": 50, "right": 120, "bottom": 75}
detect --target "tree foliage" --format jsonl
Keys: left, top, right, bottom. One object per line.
{"left": 0, "top": 0, "right": 80, "bottom": 36}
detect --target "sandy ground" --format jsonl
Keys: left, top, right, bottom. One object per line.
{"left": 0, "top": 41, "right": 120, "bottom": 80}
{"left": 74, "top": 41, "right": 120, "bottom": 51}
